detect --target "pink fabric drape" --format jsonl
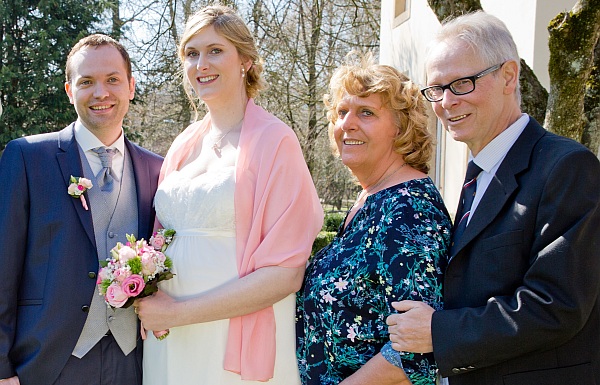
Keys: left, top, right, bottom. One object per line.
{"left": 157, "top": 99, "right": 323, "bottom": 381}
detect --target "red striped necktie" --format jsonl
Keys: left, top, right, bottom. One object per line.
{"left": 452, "top": 161, "right": 483, "bottom": 249}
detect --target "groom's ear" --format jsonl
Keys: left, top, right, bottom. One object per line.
{"left": 65, "top": 82, "right": 75, "bottom": 104}
{"left": 129, "top": 76, "right": 136, "bottom": 101}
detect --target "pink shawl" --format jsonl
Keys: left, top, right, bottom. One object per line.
{"left": 158, "top": 99, "right": 324, "bottom": 381}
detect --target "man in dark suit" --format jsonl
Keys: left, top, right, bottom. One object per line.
{"left": 0, "top": 34, "right": 162, "bottom": 385}
{"left": 386, "top": 11, "right": 600, "bottom": 385}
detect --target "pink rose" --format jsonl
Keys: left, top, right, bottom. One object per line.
{"left": 118, "top": 246, "right": 137, "bottom": 262}
{"left": 67, "top": 183, "right": 82, "bottom": 196}
{"left": 150, "top": 234, "right": 166, "bottom": 250}
{"left": 122, "top": 275, "right": 145, "bottom": 297}
{"left": 139, "top": 244, "right": 154, "bottom": 255}
{"left": 155, "top": 251, "right": 166, "bottom": 264}
{"left": 79, "top": 178, "right": 93, "bottom": 189}
{"left": 113, "top": 267, "right": 132, "bottom": 282}
{"left": 140, "top": 253, "right": 157, "bottom": 276}
{"left": 105, "top": 283, "right": 129, "bottom": 307}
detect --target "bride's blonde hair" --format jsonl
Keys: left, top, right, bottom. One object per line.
{"left": 178, "top": 5, "right": 267, "bottom": 116}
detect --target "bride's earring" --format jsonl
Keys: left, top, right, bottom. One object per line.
{"left": 241, "top": 65, "right": 245, "bottom": 78}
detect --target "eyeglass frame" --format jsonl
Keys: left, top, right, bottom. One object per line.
{"left": 420, "top": 62, "right": 506, "bottom": 102}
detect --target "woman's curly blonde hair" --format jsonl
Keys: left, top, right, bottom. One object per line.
{"left": 324, "top": 53, "right": 433, "bottom": 173}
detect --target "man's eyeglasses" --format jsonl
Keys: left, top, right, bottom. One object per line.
{"left": 420, "top": 62, "right": 505, "bottom": 102}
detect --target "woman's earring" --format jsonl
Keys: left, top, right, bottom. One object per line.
{"left": 241, "top": 66, "right": 246, "bottom": 78}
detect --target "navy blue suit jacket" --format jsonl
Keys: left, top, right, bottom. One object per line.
{"left": 0, "top": 124, "right": 163, "bottom": 384}
{"left": 432, "top": 118, "right": 600, "bottom": 385}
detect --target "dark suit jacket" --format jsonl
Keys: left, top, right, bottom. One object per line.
{"left": 432, "top": 118, "right": 600, "bottom": 385}
{"left": 0, "top": 124, "right": 163, "bottom": 385}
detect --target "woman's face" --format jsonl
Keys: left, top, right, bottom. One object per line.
{"left": 182, "top": 25, "right": 247, "bottom": 108}
{"left": 333, "top": 92, "right": 400, "bottom": 178}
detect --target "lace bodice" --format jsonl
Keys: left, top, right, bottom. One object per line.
{"left": 154, "top": 166, "right": 235, "bottom": 232}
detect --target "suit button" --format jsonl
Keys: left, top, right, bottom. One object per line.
{"left": 108, "top": 232, "right": 115, "bottom": 238}
{"left": 81, "top": 305, "right": 90, "bottom": 313}
{"left": 88, "top": 272, "right": 97, "bottom": 279}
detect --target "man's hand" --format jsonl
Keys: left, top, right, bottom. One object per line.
{"left": 0, "top": 376, "right": 20, "bottom": 385}
{"left": 386, "top": 300, "right": 435, "bottom": 353}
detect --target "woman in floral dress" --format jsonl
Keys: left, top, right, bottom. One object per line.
{"left": 296, "top": 55, "right": 451, "bottom": 385}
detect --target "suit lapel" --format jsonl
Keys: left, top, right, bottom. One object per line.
{"left": 450, "top": 119, "right": 547, "bottom": 258}
{"left": 126, "top": 139, "right": 152, "bottom": 239}
{"left": 56, "top": 124, "right": 96, "bottom": 247}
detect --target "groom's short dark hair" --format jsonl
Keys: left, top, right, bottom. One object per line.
{"left": 65, "top": 34, "right": 132, "bottom": 83}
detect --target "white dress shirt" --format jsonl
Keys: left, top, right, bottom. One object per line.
{"left": 468, "top": 113, "right": 530, "bottom": 224}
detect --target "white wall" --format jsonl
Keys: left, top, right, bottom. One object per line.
{"left": 380, "top": 0, "right": 468, "bottom": 215}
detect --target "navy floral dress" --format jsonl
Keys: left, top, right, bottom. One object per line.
{"left": 296, "top": 178, "right": 451, "bottom": 385}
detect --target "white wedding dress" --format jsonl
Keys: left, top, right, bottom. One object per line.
{"left": 143, "top": 161, "right": 300, "bottom": 384}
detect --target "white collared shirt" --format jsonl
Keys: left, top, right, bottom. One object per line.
{"left": 468, "top": 113, "right": 530, "bottom": 224}
{"left": 73, "top": 120, "right": 125, "bottom": 180}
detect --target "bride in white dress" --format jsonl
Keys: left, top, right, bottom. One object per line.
{"left": 135, "top": 5, "right": 323, "bottom": 385}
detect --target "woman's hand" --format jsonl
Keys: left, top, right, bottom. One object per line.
{"left": 133, "top": 265, "right": 304, "bottom": 331}
{"left": 134, "top": 290, "right": 179, "bottom": 331}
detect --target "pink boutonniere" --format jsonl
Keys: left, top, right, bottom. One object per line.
{"left": 68, "top": 175, "right": 93, "bottom": 210}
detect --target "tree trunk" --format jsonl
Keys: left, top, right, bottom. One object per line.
{"left": 519, "top": 58, "right": 549, "bottom": 124}
{"left": 581, "top": 36, "right": 600, "bottom": 156}
{"left": 112, "top": 0, "right": 123, "bottom": 40}
{"left": 545, "top": 0, "right": 600, "bottom": 155}
{"left": 426, "top": 0, "right": 482, "bottom": 21}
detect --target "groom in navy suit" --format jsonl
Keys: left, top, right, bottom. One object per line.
{"left": 386, "top": 12, "right": 600, "bottom": 385}
{"left": 0, "top": 34, "right": 162, "bottom": 385}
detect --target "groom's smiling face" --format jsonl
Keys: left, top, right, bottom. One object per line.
{"left": 65, "top": 45, "right": 135, "bottom": 145}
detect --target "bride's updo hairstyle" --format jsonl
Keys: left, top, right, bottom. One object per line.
{"left": 178, "top": 5, "right": 267, "bottom": 115}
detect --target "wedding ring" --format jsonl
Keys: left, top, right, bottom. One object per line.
{"left": 134, "top": 306, "right": 139, "bottom": 315}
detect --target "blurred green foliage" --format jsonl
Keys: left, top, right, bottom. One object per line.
{"left": 0, "top": 0, "right": 108, "bottom": 149}
{"left": 310, "top": 211, "right": 346, "bottom": 256}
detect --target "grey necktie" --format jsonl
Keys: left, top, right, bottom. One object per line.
{"left": 92, "top": 147, "right": 118, "bottom": 191}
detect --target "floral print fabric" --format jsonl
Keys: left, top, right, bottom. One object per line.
{"left": 296, "top": 178, "right": 451, "bottom": 385}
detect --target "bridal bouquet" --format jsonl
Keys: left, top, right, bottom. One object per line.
{"left": 98, "top": 230, "right": 176, "bottom": 340}
{"left": 97, "top": 230, "right": 175, "bottom": 309}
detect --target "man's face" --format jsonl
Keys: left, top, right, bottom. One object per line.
{"left": 425, "top": 40, "right": 514, "bottom": 155}
{"left": 65, "top": 45, "right": 135, "bottom": 143}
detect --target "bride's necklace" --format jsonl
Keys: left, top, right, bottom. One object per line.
{"left": 209, "top": 120, "right": 243, "bottom": 155}
{"left": 355, "top": 162, "right": 407, "bottom": 204}
{"left": 210, "top": 127, "right": 234, "bottom": 152}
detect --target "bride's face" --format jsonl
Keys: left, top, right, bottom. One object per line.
{"left": 182, "top": 25, "right": 247, "bottom": 107}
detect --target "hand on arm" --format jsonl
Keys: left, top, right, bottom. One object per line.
{"left": 135, "top": 264, "right": 305, "bottom": 331}
{"left": 387, "top": 301, "right": 434, "bottom": 353}
{"left": 0, "top": 376, "right": 20, "bottom": 384}
{"left": 338, "top": 353, "right": 412, "bottom": 385}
